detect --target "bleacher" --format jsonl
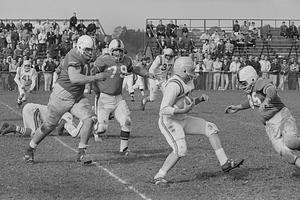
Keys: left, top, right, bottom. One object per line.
{"left": 144, "top": 18, "right": 300, "bottom": 59}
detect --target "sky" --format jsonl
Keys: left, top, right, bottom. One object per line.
{"left": 2, "top": 0, "right": 300, "bottom": 34}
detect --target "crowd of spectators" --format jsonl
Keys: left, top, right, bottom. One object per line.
{"left": 0, "top": 12, "right": 106, "bottom": 92}
{"left": 280, "top": 21, "right": 300, "bottom": 39}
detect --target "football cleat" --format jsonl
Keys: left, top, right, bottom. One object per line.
{"left": 77, "top": 148, "right": 93, "bottom": 165}
{"left": 0, "top": 122, "right": 10, "bottom": 135}
{"left": 221, "top": 158, "right": 244, "bottom": 172}
{"left": 24, "top": 147, "right": 35, "bottom": 163}
{"left": 154, "top": 177, "right": 169, "bottom": 186}
{"left": 120, "top": 147, "right": 130, "bottom": 156}
{"left": 1, "top": 124, "right": 17, "bottom": 135}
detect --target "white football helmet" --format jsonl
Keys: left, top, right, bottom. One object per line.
{"left": 76, "top": 35, "right": 94, "bottom": 61}
{"left": 163, "top": 48, "right": 174, "bottom": 60}
{"left": 237, "top": 65, "right": 258, "bottom": 93}
{"left": 109, "top": 39, "right": 125, "bottom": 62}
{"left": 173, "top": 57, "right": 196, "bottom": 82}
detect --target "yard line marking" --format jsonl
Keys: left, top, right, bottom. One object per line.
{"left": 0, "top": 101, "right": 152, "bottom": 200}
{"left": 54, "top": 137, "right": 152, "bottom": 200}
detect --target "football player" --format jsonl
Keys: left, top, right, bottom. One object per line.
{"left": 93, "top": 39, "right": 157, "bottom": 155}
{"left": 225, "top": 65, "right": 300, "bottom": 169}
{"left": 154, "top": 57, "right": 244, "bottom": 185}
{"left": 14, "top": 60, "right": 37, "bottom": 107}
{"left": 0, "top": 103, "right": 82, "bottom": 138}
{"left": 132, "top": 57, "right": 151, "bottom": 97}
{"left": 24, "top": 35, "right": 108, "bottom": 164}
{"left": 141, "top": 48, "right": 175, "bottom": 111}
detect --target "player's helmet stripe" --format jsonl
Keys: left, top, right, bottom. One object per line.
{"left": 116, "top": 39, "right": 121, "bottom": 48}
{"left": 168, "top": 79, "right": 184, "bottom": 97}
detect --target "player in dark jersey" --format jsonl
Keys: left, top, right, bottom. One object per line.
{"left": 93, "top": 39, "right": 157, "bottom": 155}
{"left": 225, "top": 66, "right": 300, "bottom": 170}
{"left": 24, "top": 35, "right": 108, "bottom": 164}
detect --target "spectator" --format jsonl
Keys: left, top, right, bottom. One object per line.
{"left": 182, "top": 24, "right": 189, "bottom": 37}
{"left": 0, "top": 58, "right": 10, "bottom": 90}
{"left": 278, "top": 59, "right": 289, "bottom": 91}
{"left": 13, "top": 44, "right": 23, "bottom": 60}
{"left": 248, "top": 22, "right": 256, "bottom": 31}
{"left": 166, "top": 20, "right": 178, "bottom": 38}
{"left": 156, "top": 20, "right": 166, "bottom": 38}
{"left": 240, "top": 21, "right": 249, "bottom": 35}
{"left": 46, "top": 27, "right": 57, "bottom": 47}
{"left": 156, "top": 36, "right": 167, "bottom": 52}
{"left": 60, "top": 20, "right": 69, "bottom": 34}
{"left": 229, "top": 56, "right": 240, "bottom": 90}
{"left": 177, "top": 37, "right": 188, "bottom": 55}
{"left": 52, "top": 20, "right": 59, "bottom": 33}
{"left": 202, "top": 39, "right": 210, "bottom": 54}
{"left": 6, "top": 20, "right": 15, "bottom": 31}
{"left": 216, "top": 39, "right": 225, "bottom": 58}
{"left": 15, "top": 20, "right": 24, "bottom": 31}
{"left": 167, "top": 36, "right": 178, "bottom": 54}
{"left": 221, "top": 58, "right": 230, "bottom": 90}
{"left": 269, "top": 57, "right": 281, "bottom": 87}
{"left": 0, "top": 31, "right": 7, "bottom": 49}
{"left": 42, "top": 54, "right": 57, "bottom": 91}
{"left": 203, "top": 54, "right": 214, "bottom": 90}
{"left": 24, "top": 20, "right": 33, "bottom": 32}
{"left": 288, "top": 57, "right": 299, "bottom": 90}
{"left": 233, "top": 20, "right": 240, "bottom": 34}
{"left": 69, "top": 12, "right": 77, "bottom": 29}
{"left": 86, "top": 20, "right": 97, "bottom": 35}
{"left": 11, "top": 29, "right": 19, "bottom": 50}
{"left": 38, "top": 28, "right": 47, "bottom": 56}
{"left": 43, "top": 19, "right": 52, "bottom": 33}
{"left": 33, "top": 20, "right": 43, "bottom": 35}
{"left": 288, "top": 21, "right": 299, "bottom": 39}
{"left": 29, "top": 34, "right": 38, "bottom": 50}
{"left": 187, "top": 37, "right": 195, "bottom": 53}
{"left": 213, "top": 57, "right": 222, "bottom": 90}
{"left": 200, "top": 30, "right": 211, "bottom": 43}
{"left": 280, "top": 21, "right": 289, "bottom": 38}
{"left": 8, "top": 57, "right": 18, "bottom": 90}
{"left": 77, "top": 20, "right": 86, "bottom": 35}
{"left": 146, "top": 21, "right": 154, "bottom": 38}
{"left": 20, "top": 29, "right": 31, "bottom": 44}
{"left": 211, "top": 30, "right": 220, "bottom": 43}
{"left": 224, "top": 39, "right": 234, "bottom": 57}
{"left": 260, "top": 55, "right": 271, "bottom": 78}
{"left": 0, "top": 20, "right": 5, "bottom": 32}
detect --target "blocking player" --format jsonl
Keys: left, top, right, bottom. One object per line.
{"left": 14, "top": 60, "right": 37, "bottom": 107}
{"left": 225, "top": 65, "right": 300, "bottom": 169}
{"left": 23, "top": 35, "right": 108, "bottom": 164}
{"left": 141, "top": 48, "right": 175, "bottom": 111}
{"left": 0, "top": 103, "right": 82, "bottom": 138}
{"left": 93, "top": 39, "right": 157, "bottom": 155}
{"left": 154, "top": 57, "right": 244, "bottom": 185}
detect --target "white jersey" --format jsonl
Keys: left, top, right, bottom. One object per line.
{"left": 16, "top": 67, "right": 37, "bottom": 88}
{"left": 159, "top": 75, "right": 194, "bottom": 119}
{"left": 149, "top": 55, "right": 175, "bottom": 81}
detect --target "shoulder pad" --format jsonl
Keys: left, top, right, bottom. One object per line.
{"left": 253, "top": 78, "right": 273, "bottom": 91}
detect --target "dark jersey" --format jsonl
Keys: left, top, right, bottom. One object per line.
{"left": 94, "top": 55, "right": 133, "bottom": 95}
{"left": 248, "top": 78, "right": 285, "bottom": 122}
{"left": 57, "top": 48, "right": 87, "bottom": 99}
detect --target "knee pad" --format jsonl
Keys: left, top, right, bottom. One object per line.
{"left": 174, "top": 138, "right": 187, "bottom": 157}
{"left": 205, "top": 122, "right": 219, "bottom": 137}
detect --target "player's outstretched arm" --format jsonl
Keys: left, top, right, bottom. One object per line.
{"left": 225, "top": 100, "right": 250, "bottom": 114}
{"left": 68, "top": 66, "right": 107, "bottom": 84}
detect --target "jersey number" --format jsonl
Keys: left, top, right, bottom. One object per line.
{"left": 107, "top": 65, "right": 128, "bottom": 78}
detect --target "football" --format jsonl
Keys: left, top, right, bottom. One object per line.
{"left": 173, "top": 96, "right": 193, "bottom": 109}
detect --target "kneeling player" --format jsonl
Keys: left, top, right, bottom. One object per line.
{"left": 154, "top": 57, "right": 244, "bottom": 185}
{"left": 225, "top": 65, "right": 300, "bottom": 169}
{"left": 14, "top": 60, "right": 37, "bottom": 107}
{"left": 0, "top": 103, "right": 83, "bottom": 138}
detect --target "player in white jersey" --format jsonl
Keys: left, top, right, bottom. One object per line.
{"left": 14, "top": 60, "right": 37, "bottom": 107}
{"left": 141, "top": 48, "right": 175, "bottom": 110}
{"left": 0, "top": 103, "right": 83, "bottom": 138}
{"left": 153, "top": 57, "right": 244, "bottom": 186}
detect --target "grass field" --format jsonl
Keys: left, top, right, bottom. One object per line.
{"left": 1, "top": 89, "right": 300, "bottom": 200}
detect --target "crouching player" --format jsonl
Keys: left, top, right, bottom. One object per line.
{"left": 225, "top": 65, "right": 300, "bottom": 169}
{"left": 0, "top": 103, "right": 82, "bottom": 137}
{"left": 14, "top": 60, "right": 37, "bottom": 107}
{"left": 154, "top": 57, "right": 244, "bottom": 185}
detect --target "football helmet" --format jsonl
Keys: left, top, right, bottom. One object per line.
{"left": 237, "top": 65, "right": 258, "bottom": 93}
{"left": 163, "top": 48, "right": 174, "bottom": 60}
{"left": 173, "top": 57, "right": 196, "bottom": 82}
{"left": 23, "top": 60, "right": 31, "bottom": 72}
{"left": 109, "top": 39, "right": 125, "bottom": 62}
{"left": 77, "top": 35, "right": 95, "bottom": 61}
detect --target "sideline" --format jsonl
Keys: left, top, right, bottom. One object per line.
{"left": 0, "top": 101, "right": 152, "bottom": 200}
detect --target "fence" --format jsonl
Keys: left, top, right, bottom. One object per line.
{"left": 1, "top": 71, "right": 300, "bottom": 93}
